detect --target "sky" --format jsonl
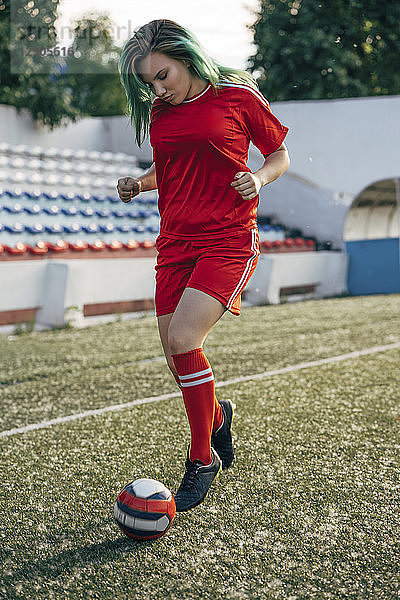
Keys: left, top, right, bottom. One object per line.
{"left": 55, "top": 0, "right": 261, "bottom": 70}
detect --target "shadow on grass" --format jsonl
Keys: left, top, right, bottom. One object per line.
{"left": 2, "top": 534, "right": 158, "bottom": 588}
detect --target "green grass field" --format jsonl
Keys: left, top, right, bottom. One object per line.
{"left": 1, "top": 295, "right": 399, "bottom": 600}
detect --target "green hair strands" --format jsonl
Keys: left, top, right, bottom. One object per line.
{"left": 118, "top": 19, "right": 258, "bottom": 147}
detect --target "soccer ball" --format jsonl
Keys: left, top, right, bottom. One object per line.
{"left": 114, "top": 478, "right": 176, "bottom": 541}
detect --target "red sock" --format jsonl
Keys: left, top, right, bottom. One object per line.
{"left": 172, "top": 347, "right": 223, "bottom": 464}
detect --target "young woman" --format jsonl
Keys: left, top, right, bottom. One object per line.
{"left": 117, "top": 19, "right": 289, "bottom": 512}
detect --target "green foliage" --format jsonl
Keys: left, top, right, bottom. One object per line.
{"left": 63, "top": 14, "right": 126, "bottom": 117}
{"left": 248, "top": 0, "right": 400, "bottom": 100}
{"left": 0, "top": 3, "right": 125, "bottom": 128}
{"left": 0, "top": 0, "right": 80, "bottom": 127}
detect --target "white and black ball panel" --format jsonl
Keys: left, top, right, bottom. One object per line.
{"left": 114, "top": 502, "right": 171, "bottom": 534}
{"left": 130, "top": 478, "right": 169, "bottom": 499}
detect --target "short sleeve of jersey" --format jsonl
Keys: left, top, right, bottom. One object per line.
{"left": 239, "top": 88, "right": 288, "bottom": 157}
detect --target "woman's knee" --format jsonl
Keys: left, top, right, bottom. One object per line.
{"left": 168, "top": 323, "right": 197, "bottom": 355}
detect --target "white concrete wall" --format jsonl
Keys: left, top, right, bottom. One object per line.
{"left": 0, "top": 251, "right": 348, "bottom": 330}
{"left": 245, "top": 251, "right": 348, "bottom": 305}
{"left": 0, "top": 256, "right": 157, "bottom": 328}
{"left": 270, "top": 95, "right": 400, "bottom": 197}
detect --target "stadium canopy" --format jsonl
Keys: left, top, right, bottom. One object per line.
{"left": 343, "top": 178, "right": 399, "bottom": 241}
{"left": 344, "top": 178, "right": 400, "bottom": 295}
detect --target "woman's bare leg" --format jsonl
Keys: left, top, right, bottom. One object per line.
{"left": 167, "top": 287, "right": 226, "bottom": 354}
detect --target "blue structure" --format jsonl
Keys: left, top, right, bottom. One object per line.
{"left": 344, "top": 179, "right": 400, "bottom": 295}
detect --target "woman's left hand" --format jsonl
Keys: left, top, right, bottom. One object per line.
{"left": 230, "top": 171, "right": 262, "bottom": 201}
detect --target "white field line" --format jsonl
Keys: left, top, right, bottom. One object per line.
{"left": 1, "top": 341, "right": 399, "bottom": 440}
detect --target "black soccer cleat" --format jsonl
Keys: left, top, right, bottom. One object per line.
{"left": 211, "top": 399, "right": 235, "bottom": 470}
{"left": 174, "top": 448, "right": 221, "bottom": 512}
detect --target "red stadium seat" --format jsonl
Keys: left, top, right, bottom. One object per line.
{"left": 4, "top": 242, "right": 27, "bottom": 255}
{"left": 141, "top": 239, "right": 156, "bottom": 249}
{"left": 88, "top": 240, "right": 106, "bottom": 251}
{"left": 46, "top": 240, "right": 69, "bottom": 252}
{"left": 107, "top": 240, "right": 124, "bottom": 251}
{"left": 27, "top": 241, "right": 48, "bottom": 255}
{"left": 261, "top": 240, "right": 274, "bottom": 251}
{"left": 124, "top": 239, "right": 140, "bottom": 250}
{"left": 69, "top": 240, "right": 88, "bottom": 251}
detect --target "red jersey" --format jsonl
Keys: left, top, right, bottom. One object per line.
{"left": 150, "top": 81, "right": 288, "bottom": 239}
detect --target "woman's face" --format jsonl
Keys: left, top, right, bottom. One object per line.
{"left": 136, "top": 52, "right": 203, "bottom": 105}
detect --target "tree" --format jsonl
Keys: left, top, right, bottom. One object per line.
{"left": 0, "top": 3, "right": 125, "bottom": 128}
{"left": 247, "top": 0, "right": 400, "bottom": 101}
{"left": 62, "top": 14, "right": 127, "bottom": 117}
{"left": 0, "top": 0, "right": 80, "bottom": 127}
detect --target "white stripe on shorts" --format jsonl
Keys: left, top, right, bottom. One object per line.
{"left": 227, "top": 228, "right": 259, "bottom": 310}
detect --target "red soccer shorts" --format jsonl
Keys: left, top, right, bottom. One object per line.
{"left": 154, "top": 228, "right": 260, "bottom": 317}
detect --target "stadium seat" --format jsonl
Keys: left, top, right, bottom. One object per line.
{"left": 25, "top": 223, "right": 45, "bottom": 234}
{"left": 61, "top": 207, "right": 79, "bottom": 216}
{"left": 4, "top": 204, "right": 23, "bottom": 213}
{"left": 45, "top": 224, "right": 64, "bottom": 234}
{"left": 64, "top": 223, "right": 81, "bottom": 234}
{"left": 5, "top": 223, "right": 25, "bottom": 233}
{"left": 88, "top": 240, "right": 106, "bottom": 251}
{"left": 43, "top": 206, "right": 59, "bottom": 215}
{"left": 27, "top": 241, "right": 48, "bottom": 255}
{"left": 80, "top": 207, "right": 95, "bottom": 217}
{"left": 99, "top": 223, "right": 115, "bottom": 233}
{"left": 69, "top": 240, "right": 88, "bottom": 251}
{"left": 46, "top": 240, "right": 69, "bottom": 252}
{"left": 116, "top": 224, "right": 132, "bottom": 233}
{"left": 96, "top": 208, "right": 111, "bottom": 218}
{"left": 23, "top": 205, "right": 41, "bottom": 215}
{"left": 82, "top": 224, "right": 99, "bottom": 234}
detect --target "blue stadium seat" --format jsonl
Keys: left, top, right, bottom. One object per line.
{"left": 22, "top": 223, "right": 42, "bottom": 234}
{"left": 61, "top": 207, "right": 79, "bottom": 216}
{"left": 96, "top": 208, "right": 111, "bottom": 218}
{"left": 42, "top": 191, "right": 59, "bottom": 200}
{"left": 126, "top": 209, "right": 140, "bottom": 219}
{"left": 43, "top": 206, "right": 60, "bottom": 215}
{"left": 25, "top": 190, "right": 42, "bottom": 200}
{"left": 64, "top": 223, "right": 82, "bottom": 233}
{"left": 23, "top": 204, "right": 41, "bottom": 215}
{"left": 77, "top": 193, "right": 91, "bottom": 203}
{"left": 45, "top": 224, "right": 64, "bottom": 234}
{"left": 82, "top": 224, "right": 99, "bottom": 234}
{"left": 5, "top": 223, "right": 25, "bottom": 233}
{"left": 4, "top": 204, "right": 23, "bottom": 213}
{"left": 99, "top": 223, "right": 115, "bottom": 233}
{"left": 80, "top": 207, "right": 95, "bottom": 217}
{"left": 92, "top": 195, "right": 106, "bottom": 203}
{"left": 116, "top": 224, "right": 132, "bottom": 233}
{"left": 132, "top": 225, "right": 146, "bottom": 234}
{"left": 112, "top": 210, "right": 125, "bottom": 218}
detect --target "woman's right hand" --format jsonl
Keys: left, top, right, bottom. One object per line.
{"left": 117, "top": 177, "right": 143, "bottom": 203}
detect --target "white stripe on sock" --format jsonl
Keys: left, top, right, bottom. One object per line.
{"left": 180, "top": 374, "right": 215, "bottom": 388}
{"left": 179, "top": 367, "right": 212, "bottom": 381}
